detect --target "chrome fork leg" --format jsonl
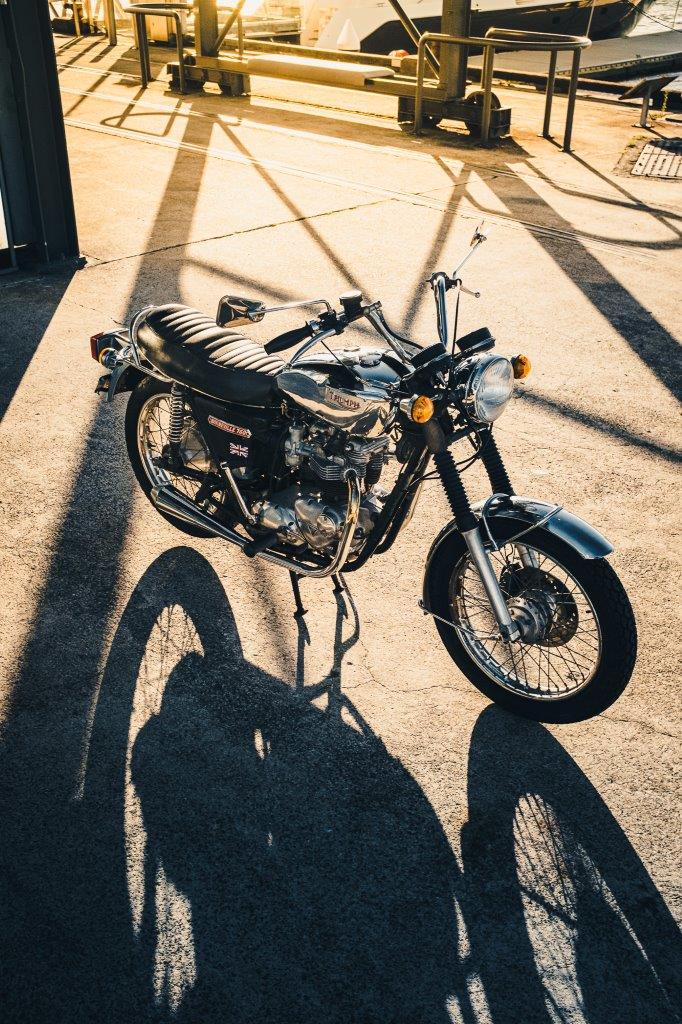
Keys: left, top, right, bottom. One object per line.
{"left": 516, "top": 544, "right": 540, "bottom": 569}
{"left": 462, "top": 527, "right": 520, "bottom": 641}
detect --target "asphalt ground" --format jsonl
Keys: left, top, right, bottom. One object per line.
{"left": 0, "top": 32, "right": 680, "bottom": 1024}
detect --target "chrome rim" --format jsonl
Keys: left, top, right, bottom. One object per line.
{"left": 449, "top": 542, "right": 602, "bottom": 701}
{"left": 136, "top": 393, "right": 217, "bottom": 508}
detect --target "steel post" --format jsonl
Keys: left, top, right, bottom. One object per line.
{"left": 135, "top": 12, "right": 150, "bottom": 86}
{"left": 563, "top": 47, "right": 581, "bottom": 151}
{"left": 195, "top": 0, "right": 219, "bottom": 57}
{"left": 0, "top": 0, "right": 79, "bottom": 262}
{"left": 104, "top": 0, "right": 117, "bottom": 45}
{"left": 439, "top": 0, "right": 471, "bottom": 99}
{"left": 542, "top": 48, "right": 557, "bottom": 137}
{"left": 414, "top": 38, "right": 426, "bottom": 134}
{"left": 480, "top": 43, "right": 494, "bottom": 144}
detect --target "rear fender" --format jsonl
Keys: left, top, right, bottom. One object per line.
{"left": 106, "top": 362, "right": 145, "bottom": 402}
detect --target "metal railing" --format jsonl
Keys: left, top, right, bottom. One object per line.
{"left": 415, "top": 28, "right": 591, "bottom": 150}
{"left": 124, "top": 2, "right": 190, "bottom": 92}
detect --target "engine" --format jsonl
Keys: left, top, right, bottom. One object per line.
{"left": 251, "top": 422, "right": 390, "bottom": 552}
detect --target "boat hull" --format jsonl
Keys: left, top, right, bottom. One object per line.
{"left": 359, "top": 0, "right": 656, "bottom": 52}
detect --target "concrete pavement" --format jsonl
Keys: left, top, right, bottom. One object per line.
{"left": 0, "top": 32, "right": 680, "bottom": 1023}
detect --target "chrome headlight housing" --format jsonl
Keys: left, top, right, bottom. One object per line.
{"left": 461, "top": 354, "right": 514, "bottom": 423}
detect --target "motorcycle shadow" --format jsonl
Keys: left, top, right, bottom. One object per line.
{"left": 83, "top": 546, "right": 462, "bottom": 1024}
{"left": 82, "top": 547, "right": 680, "bottom": 1024}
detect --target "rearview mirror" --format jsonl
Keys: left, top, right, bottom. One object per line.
{"left": 216, "top": 295, "right": 266, "bottom": 327}
{"left": 470, "top": 221, "right": 488, "bottom": 246}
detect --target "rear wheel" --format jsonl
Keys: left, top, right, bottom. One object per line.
{"left": 426, "top": 520, "right": 637, "bottom": 722}
{"left": 125, "top": 377, "right": 223, "bottom": 538}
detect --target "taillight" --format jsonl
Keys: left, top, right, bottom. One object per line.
{"left": 90, "top": 332, "right": 105, "bottom": 361}
{"left": 90, "top": 332, "right": 118, "bottom": 366}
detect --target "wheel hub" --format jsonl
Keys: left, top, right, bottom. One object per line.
{"left": 508, "top": 594, "right": 552, "bottom": 644}
{"left": 502, "top": 565, "right": 579, "bottom": 647}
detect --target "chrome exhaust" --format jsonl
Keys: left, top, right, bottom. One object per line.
{"left": 152, "top": 484, "right": 247, "bottom": 546}
{"left": 151, "top": 471, "right": 361, "bottom": 579}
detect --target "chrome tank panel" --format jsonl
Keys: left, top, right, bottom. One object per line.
{"left": 276, "top": 366, "right": 393, "bottom": 437}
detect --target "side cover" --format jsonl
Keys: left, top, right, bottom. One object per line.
{"left": 190, "top": 393, "right": 276, "bottom": 473}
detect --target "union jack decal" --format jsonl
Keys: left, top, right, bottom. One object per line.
{"left": 229, "top": 442, "right": 249, "bottom": 461}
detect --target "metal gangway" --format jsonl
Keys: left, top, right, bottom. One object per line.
{"left": 96, "top": 0, "right": 591, "bottom": 147}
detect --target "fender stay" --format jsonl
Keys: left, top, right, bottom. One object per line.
{"left": 423, "top": 495, "right": 613, "bottom": 603}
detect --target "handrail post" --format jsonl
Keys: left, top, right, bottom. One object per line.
{"left": 480, "top": 43, "right": 495, "bottom": 144}
{"left": 104, "top": 0, "right": 117, "bottom": 45}
{"left": 563, "top": 47, "right": 581, "bottom": 151}
{"left": 542, "top": 48, "right": 557, "bottom": 137}
{"left": 135, "top": 12, "right": 150, "bottom": 87}
{"left": 172, "top": 12, "right": 186, "bottom": 93}
{"left": 414, "top": 35, "right": 426, "bottom": 134}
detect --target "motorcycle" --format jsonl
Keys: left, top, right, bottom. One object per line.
{"left": 90, "top": 226, "right": 636, "bottom": 723}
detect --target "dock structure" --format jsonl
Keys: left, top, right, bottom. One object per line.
{"left": 468, "top": 30, "right": 682, "bottom": 88}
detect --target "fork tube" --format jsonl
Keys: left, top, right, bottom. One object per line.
{"left": 431, "top": 273, "right": 450, "bottom": 349}
{"left": 423, "top": 421, "right": 520, "bottom": 640}
{"left": 480, "top": 432, "right": 514, "bottom": 495}
{"left": 480, "top": 433, "right": 538, "bottom": 569}
{"left": 462, "top": 526, "right": 519, "bottom": 639}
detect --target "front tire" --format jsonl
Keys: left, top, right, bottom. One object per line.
{"left": 425, "top": 519, "right": 637, "bottom": 723}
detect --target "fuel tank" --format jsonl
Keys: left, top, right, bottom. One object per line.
{"left": 277, "top": 346, "right": 403, "bottom": 437}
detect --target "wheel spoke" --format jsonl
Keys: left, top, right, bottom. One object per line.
{"left": 448, "top": 540, "right": 601, "bottom": 700}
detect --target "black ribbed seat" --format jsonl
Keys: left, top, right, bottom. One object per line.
{"left": 136, "top": 304, "right": 284, "bottom": 406}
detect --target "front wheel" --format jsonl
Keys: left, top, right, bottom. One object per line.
{"left": 425, "top": 520, "right": 637, "bottom": 723}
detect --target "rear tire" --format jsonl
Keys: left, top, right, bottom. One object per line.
{"left": 425, "top": 519, "right": 637, "bottom": 723}
{"left": 125, "top": 377, "right": 217, "bottom": 539}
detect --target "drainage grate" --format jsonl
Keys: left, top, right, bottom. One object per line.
{"left": 631, "top": 138, "right": 682, "bottom": 179}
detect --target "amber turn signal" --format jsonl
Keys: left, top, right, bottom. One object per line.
{"left": 411, "top": 395, "right": 435, "bottom": 423}
{"left": 512, "top": 354, "right": 532, "bottom": 380}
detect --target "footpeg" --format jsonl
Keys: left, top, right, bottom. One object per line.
{"left": 243, "top": 531, "right": 278, "bottom": 557}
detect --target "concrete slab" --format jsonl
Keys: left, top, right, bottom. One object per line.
{"left": 0, "top": 30, "right": 680, "bottom": 1024}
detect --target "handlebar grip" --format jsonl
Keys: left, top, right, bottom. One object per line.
{"left": 264, "top": 323, "right": 314, "bottom": 354}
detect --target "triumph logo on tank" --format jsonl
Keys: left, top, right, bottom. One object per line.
{"left": 324, "top": 387, "right": 361, "bottom": 411}
{"left": 207, "top": 415, "right": 252, "bottom": 438}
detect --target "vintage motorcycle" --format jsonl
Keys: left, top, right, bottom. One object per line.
{"left": 90, "top": 227, "right": 636, "bottom": 723}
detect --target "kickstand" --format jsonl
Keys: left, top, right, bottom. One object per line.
{"left": 289, "top": 571, "right": 307, "bottom": 618}
{"left": 332, "top": 573, "right": 345, "bottom": 595}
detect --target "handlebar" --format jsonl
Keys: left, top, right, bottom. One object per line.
{"left": 264, "top": 322, "right": 314, "bottom": 354}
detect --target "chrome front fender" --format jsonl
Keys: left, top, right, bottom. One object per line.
{"left": 474, "top": 496, "right": 613, "bottom": 559}
{"left": 423, "top": 495, "right": 613, "bottom": 602}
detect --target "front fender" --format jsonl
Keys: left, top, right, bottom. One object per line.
{"left": 423, "top": 495, "right": 613, "bottom": 601}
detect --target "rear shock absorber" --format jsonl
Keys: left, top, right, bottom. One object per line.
{"left": 168, "top": 382, "right": 185, "bottom": 459}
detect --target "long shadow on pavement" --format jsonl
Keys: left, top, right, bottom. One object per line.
{"left": 463, "top": 706, "right": 682, "bottom": 1024}
{"left": 0, "top": 267, "right": 77, "bottom": 421}
{"left": 1, "top": 547, "right": 679, "bottom": 1022}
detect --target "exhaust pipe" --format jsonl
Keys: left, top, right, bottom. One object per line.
{"left": 152, "top": 485, "right": 247, "bottom": 547}
{"left": 152, "top": 472, "right": 361, "bottom": 579}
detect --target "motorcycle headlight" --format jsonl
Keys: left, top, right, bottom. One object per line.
{"left": 462, "top": 354, "right": 514, "bottom": 423}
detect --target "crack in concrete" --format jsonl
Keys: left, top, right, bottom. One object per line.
{"left": 78, "top": 198, "right": 390, "bottom": 271}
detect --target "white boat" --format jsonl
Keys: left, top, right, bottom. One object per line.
{"left": 303, "top": 0, "right": 656, "bottom": 51}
